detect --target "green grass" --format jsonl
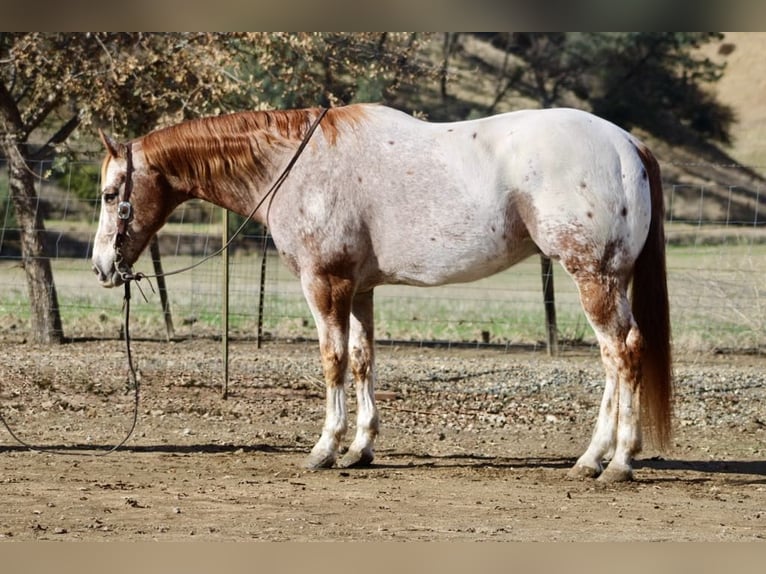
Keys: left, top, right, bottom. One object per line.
{"left": 1, "top": 241, "right": 764, "bottom": 352}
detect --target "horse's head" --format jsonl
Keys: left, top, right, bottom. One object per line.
{"left": 92, "top": 131, "right": 181, "bottom": 287}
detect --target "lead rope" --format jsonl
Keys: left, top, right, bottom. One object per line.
{"left": 0, "top": 282, "right": 139, "bottom": 456}
{"left": 1, "top": 108, "right": 328, "bottom": 456}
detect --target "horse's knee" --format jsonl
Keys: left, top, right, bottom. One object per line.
{"left": 319, "top": 341, "right": 348, "bottom": 384}
{"left": 350, "top": 344, "right": 372, "bottom": 381}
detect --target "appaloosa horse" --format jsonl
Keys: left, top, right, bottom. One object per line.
{"left": 92, "top": 104, "right": 672, "bottom": 481}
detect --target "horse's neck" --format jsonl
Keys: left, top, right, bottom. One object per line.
{"left": 173, "top": 143, "right": 294, "bottom": 222}
{"left": 148, "top": 107, "right": 363, "bottom": 220}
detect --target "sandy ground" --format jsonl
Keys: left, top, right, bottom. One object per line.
{"left": 0, "top": 339, "right": 763, "bottom": 541}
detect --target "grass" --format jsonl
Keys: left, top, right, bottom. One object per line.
{"left": 1, "top": 240, "right": 764, "bottom": 353}
{"left": 664, "top": 241, "right": 765, "bottom": 351}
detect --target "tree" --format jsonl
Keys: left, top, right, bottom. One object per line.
{"left": 233, "top": 32, "right": 426, "bottom": 110}
{"left": 1, "top": 32, "right": 428, "bottom": 344}
{"left": 481, "top": 33, "right": 592, "bottom": 113}
{"left": 0, "top": 33, "right": 249, "bottom": 343}
{"left": 474, "top": 32, "right": 734, "bottom": 144}
{"left": 589, "top": 33, "right": 734, "bottom": 145}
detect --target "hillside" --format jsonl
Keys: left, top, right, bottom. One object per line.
{"left": 702, "top": 32, "right": 766, "bottom": 169}
{"left": 657, "top": 32, "right": 766, "bottom": 225}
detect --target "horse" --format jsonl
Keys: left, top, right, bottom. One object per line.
{"left": 92, "top": 103, "right": 672, "bottom": 482}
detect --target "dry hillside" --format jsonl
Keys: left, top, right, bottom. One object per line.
{"left": 702, "top": 32, "right": 766, "bottom": 168}
{"left": 657, "top": 32, "right": 766, "bottom": 226}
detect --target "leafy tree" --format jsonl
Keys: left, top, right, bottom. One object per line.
{"left": 232, "top": 32, "right": 425, "bottom": 109}
{"left": 588, "top": 33, "right": 735, "bottom": 145}
{"left": 480, "top": 33, "right": 593, "bottom": 112}
{"left": 0, "top": 33, "right": 252, "bottom": 343}
{"left": 472, "top": 32, "right": 734, "bottom": 144}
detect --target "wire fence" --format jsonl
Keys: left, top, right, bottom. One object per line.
{"left": 1, "top": 159, "right": 764, "bottom": 353}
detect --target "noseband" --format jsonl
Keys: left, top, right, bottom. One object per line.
{"left": 113, "top": 141, "right": 135, "bottom": 280}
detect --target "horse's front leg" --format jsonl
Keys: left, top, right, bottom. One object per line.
{"left": 302, "top": 272, "right": 354, "bottom": 470}
{"left": 339, "top": 289, "right": 379, "bottom": 468}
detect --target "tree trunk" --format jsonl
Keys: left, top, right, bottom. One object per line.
{"left": 3, "top": 142, "right": 64, "bottom": 344}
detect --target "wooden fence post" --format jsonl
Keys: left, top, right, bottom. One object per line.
{"left": 540, "top": 254, "right": 558, "bottom": 356}
{"left": 149, "top": 236, "right": 175, "bottom": 341}
{"left": 221, "top": 209, "right": 230, "bottom": 399}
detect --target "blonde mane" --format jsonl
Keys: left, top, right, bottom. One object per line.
{"left": 139, "top": 106, "right": 367, "bottom": 189}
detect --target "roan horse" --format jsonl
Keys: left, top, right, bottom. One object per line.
{"left": 92, "top": 104, "right": 672, "bottom": 482}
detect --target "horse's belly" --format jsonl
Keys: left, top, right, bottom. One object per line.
{"left": 382, "top": 237, "right": 538, "bottom": 287}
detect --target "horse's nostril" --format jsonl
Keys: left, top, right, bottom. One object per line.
{"left": 92, "top": 264, "right": 109, "bottom": 283}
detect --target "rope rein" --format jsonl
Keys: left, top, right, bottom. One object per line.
{"left": 0, "top": 108, "right": 328, "bottom": 456}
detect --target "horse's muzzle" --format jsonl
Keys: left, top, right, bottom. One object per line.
{"left": 92, "top": 264, "right": 124, "bottom": 288}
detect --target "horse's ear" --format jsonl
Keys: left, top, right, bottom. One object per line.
{"left": 98, "top": 129, "right": 122, "bottom": 158}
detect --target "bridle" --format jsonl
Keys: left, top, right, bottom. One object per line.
{"left": 0, "top": 141, "right": 142, "bottom": 457}
{"left": 113, "top": 141, "right": 135, "bottom": 283}
{"left": 0, "top": 142, "right": 141, "bottom": 454}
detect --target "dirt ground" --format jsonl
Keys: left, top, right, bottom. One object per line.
{"left": 0, "top": 339, "right": 763, "bottom": 541}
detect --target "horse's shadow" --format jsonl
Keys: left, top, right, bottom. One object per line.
{"left": 633, "top": 457, "right": 766, "bottom": 480}
{"left": 2, "top": 442, "right": 764, "bottom": 483}
{"left": 371, "top": 451, "right": 766, "bottom": 484}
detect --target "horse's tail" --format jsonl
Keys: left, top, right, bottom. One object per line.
{"left": 632, "top": 144, "right": 673, "bottom": 449}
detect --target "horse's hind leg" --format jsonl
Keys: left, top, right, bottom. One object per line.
{"left": 568, "top": 273, "right": 643, "bottom": 482}
{"left": 339, "top": 289, "right": 379, "bottom": 468}
{"left": 301, "top": 271, "right": 354, "bottom": 469}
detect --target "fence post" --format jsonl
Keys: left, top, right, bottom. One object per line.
{"left": 221, "top": 209, "right": 230, "bottom": 400}
{"left": 540, "top": 254, "right": 558, "bottom": 356}
{"left": 256, "top": 230, "right": 268, "bottom": 349}
{"left": 149, "top": 236, "right": 175, "bottom": 341}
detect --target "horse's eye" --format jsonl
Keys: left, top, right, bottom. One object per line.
{"left": 103, "top": 192, "right": 118, "bottom": 204}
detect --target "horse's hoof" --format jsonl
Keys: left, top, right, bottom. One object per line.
{"left": 567, "top": 464, "right": 601, "bottom": 480}
{"left": 597, "top": 465, "right": 634, "bottom": 483}
{"left": 303, "top": 451, "right": 336, "bottom": 470}
{"left": 338, "top": 449, "right": 374, "bottom": 469}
